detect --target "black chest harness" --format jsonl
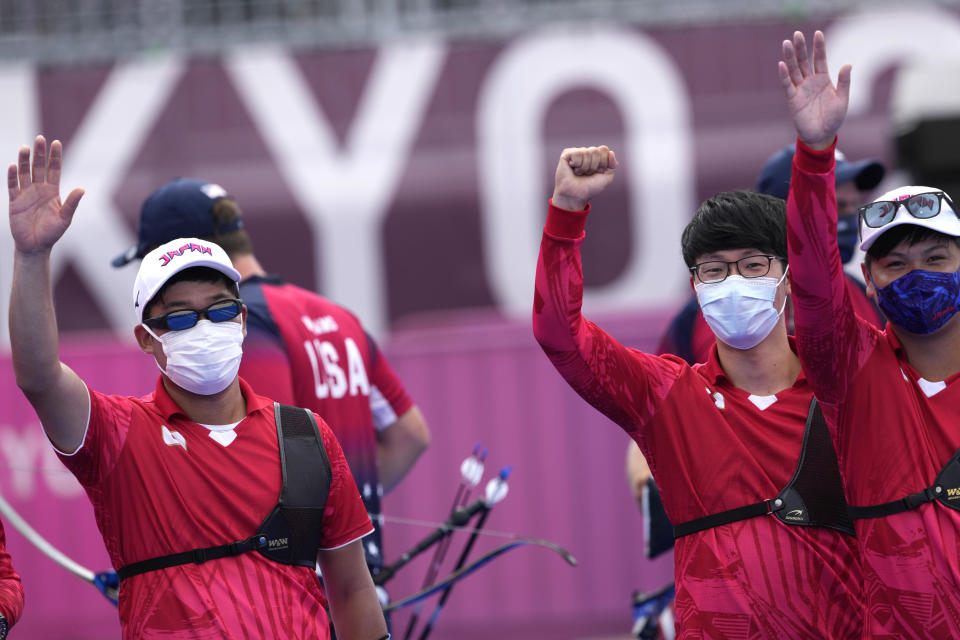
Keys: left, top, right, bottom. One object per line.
{"left": 117, "top": 403, "right": 332, "bottom": 582}
{"left": 673, "top": 398, "right": 855, "bottom": 539}
{"left": 848, "top": 445, "right": 960, "bottom": 520}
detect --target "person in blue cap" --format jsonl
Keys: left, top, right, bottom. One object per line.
{"left": 756, "top": 144, "right": 885, "bottom": 265}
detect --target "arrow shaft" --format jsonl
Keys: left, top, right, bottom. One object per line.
{"left": 402, "top": 457, "right": 479, "bottom": 640}
{"left": 417, "top": 506, "right": 492, "bottom": 640}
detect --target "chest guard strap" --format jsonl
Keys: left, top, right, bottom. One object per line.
{"left": 256, "top": 403, "right": 332, "bottom": 566}
{"left": 117, "top": 403, "right": 331, "bottom": 582}
{"left": 849, "top": 445, "right": 960, "bottom": 519}
{"left": 673, "top": 398, "right": 855, "bottom": 539}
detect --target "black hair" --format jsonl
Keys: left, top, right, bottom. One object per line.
{"left": 681, "top": 190, "right": 787, "bottom": 268}
{"left": 865, "top": 225, "right": 960, "bottom": 266}
{"left": 143, "top": 267, "right": 239, "bottom": 320}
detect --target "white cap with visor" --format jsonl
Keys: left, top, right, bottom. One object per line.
{"left": 132, "top": 237, "right": 241, "bottom": 324}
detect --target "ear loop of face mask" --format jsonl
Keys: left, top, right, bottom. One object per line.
{"left": 774, "top": 265, "right": 790, "bottom": 316}
{"left": 142, "top": 323, "right": 164, "bottom": 343}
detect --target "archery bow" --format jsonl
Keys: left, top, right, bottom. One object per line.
{"left": 402, "top": 445, "right": 486, "bottom": 640}
{"left": 416, "top": 466, "right": 510, "bottom": 640}
{"left": 374, "top": 461, "right": 576, "bottom": 617}
{"left": 384, "top": 536, "right": 576, "bottom": 613}
{"left": 0, "top": 492, "right": 118, "bottom": 605}
{"left": 373, "top": 495, "right": 492, "bottom": 586}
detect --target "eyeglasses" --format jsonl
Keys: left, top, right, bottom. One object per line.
{"left": 690, "top": 255, "right": 781, "bottom": 283}
{"left": 143, "top": 299, "right": 243, "bottom": 331}
{"left": 858, "top": 191, "right": 957, "bottom": 230}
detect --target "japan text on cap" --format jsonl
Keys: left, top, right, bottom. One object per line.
{"left": 132, "top": 238, "right": 241, "bottom": 323}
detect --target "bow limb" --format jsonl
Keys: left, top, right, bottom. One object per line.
{"left": 0, "top": 492, "right": 118, "bottom": 605}
{"left": 383, "top": 537, "right": 577, "bottom": 613}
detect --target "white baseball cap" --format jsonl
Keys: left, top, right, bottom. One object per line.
{"left": 132, "top": 237, "right": 241, "bottom": 324}
{"left": 859, "top": 185, "right": 960, "bottom": 252}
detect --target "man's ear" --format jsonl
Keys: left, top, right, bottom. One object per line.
{"left": 861, "top": 262, "right": 877, "bottom": 301}
{"left": 241, "top": 305, "right": 248, "bottom": 338}
{"left": 134, "top": 324, "right": 155, "bottom": 355}
{"left": 688, "top": 275, "right": 696, "bottom": 292}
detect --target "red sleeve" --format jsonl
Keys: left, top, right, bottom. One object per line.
{"left": 532, "top": 200, "right": 685, "bottom": 450}
{"left": 238, "top": 327, "right": 297, "bottom": 406}
{"left": 316, "top": 415, "right": 374, "bottom": 549}
{"left": 0, "top": 522, "right": 23, "bottom": 626}
{"left": 56, "top": 387, "right": 131, "bottom": 487}
{"left": 787, "top": 138, "right": 881, "bottom": 411}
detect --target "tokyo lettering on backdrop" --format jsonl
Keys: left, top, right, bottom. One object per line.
{"left": 2, "top": 7, "right": 957, "bottom": 343}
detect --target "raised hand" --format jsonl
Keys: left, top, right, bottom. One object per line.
{"left": 779, "top": 30, "right": 851, "bottom": 150}
{"left": 7, "top": 135, "right": 84, "bottom": 254}
{"left": 551, "top": 145, "right": 618, "bottom": 212}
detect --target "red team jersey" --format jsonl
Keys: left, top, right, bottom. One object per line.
{"left": 57, "top": 377, "right": 372, "bottom": 639}
{"left": 789, "top": 141, "right": 960, "bottom": 638}
{"left": 533, "top": 202, "right": 862, "bottom": 639}
{"left": 0, "top": 521, "right": 23, "bottom": 627}
{"left": 238, "top": 275, "right": 414, "bottom": 571}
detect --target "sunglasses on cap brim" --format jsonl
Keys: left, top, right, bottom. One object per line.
{"left": 858, "top": 191, "right": 957, "bottom": 232}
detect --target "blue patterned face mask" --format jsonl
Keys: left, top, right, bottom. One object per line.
{"left": 875, "top": 269, "right": 960, "bottom": 335}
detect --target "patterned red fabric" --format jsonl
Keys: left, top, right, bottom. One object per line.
{"left": 0, "top": 521, "right": 23, "bottom": 626}
{"left": 57, "top": 377, "right": 372, "bottom": 639}
{"left": 789, "top": 138, "right": 960, "bottom": 638}
{"left": 534, "top": 201, "right": 862, "bottom": 639}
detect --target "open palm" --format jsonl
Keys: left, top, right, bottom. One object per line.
{"left": 7, "top": 136, "right": 83, "bottom": 254}
{"left": 779, "top": 31, "right": 851, "bottom": 149}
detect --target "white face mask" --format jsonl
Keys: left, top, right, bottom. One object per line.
{"left": 143, "top": 319, "right": 245, "bottom": 395}
{"left": 695, "top": 267, "right": 789, "bottom": 350}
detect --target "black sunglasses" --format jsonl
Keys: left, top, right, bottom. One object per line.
{"left": 143, "top": 298, "right": 243, "bottom": 331}
{"left": 858, "top": 191, "right": 956, "bottom": 231}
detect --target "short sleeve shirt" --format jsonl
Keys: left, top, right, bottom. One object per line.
{"left": 57, "top": 377, "right": 372, "bottom": 639}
